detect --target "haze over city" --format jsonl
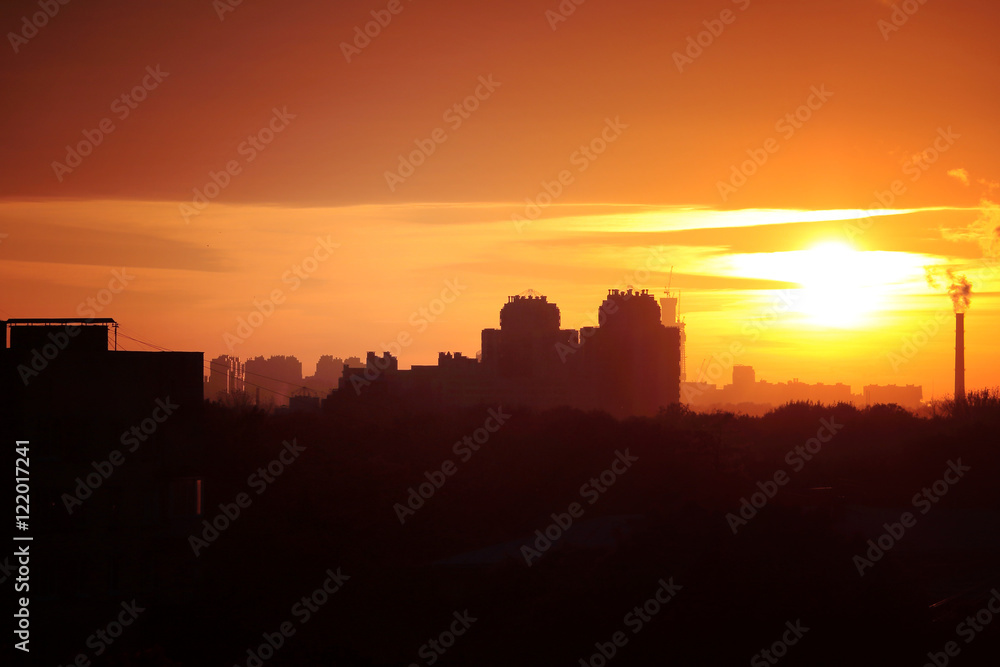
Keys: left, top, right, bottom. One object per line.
{"left": 4, "top": 1, "right": 1000, "bottom": 664}
{"left": 2, "top": 0, "right": 998, "bottom": 398}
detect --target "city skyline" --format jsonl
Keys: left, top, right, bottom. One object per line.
{"left": 2, "top": 0, "right": 999, "bottom": 398}
{"left": 5, "top": 0, "right": 1000, "bottom": 663}
{"left": 200, "top": 286, "right": 932, "bottom": 411}
{"left": 3, "top": 202, "right": 997, "bottom": 397}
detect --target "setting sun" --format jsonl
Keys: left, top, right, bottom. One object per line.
{"left": 726, "top": 241, "right": 937, "bottom": 328}
{"left": 4, "top": 1, "right": 1000, "bottom": 663}
{"left": 797, "top": 242, "right": 879, "bottom": 327}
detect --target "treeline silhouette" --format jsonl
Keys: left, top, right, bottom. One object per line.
{"left": 161, "top": 391, "right": 1000, "bottom": 666}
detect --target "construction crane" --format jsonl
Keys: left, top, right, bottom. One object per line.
{"left": 663, "top": 266, "right": 678, "bottom": 301}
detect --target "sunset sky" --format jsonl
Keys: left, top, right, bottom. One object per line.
{"left": 2, "top": 0, "right": 998, "bottom": 396}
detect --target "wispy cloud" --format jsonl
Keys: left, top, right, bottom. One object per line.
{"left": 948, "top": 168, "right": 970, "bottom": 186}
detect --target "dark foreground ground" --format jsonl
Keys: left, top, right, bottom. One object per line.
{"left": 16, "top": 393, "right": 1000, "bottom": 666}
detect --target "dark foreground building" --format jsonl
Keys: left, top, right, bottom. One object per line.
{"left": 333, "top": 289, "right": 681, "bottom": 418}
{"left": 1, "top": 318, "right": 203, "bottom": 659}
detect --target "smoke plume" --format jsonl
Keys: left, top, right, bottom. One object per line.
{"left": 946, "top": 270, "right": 972, "bottom": 313}
{"left": 925, "top": 267, "right": 973, "bottom": 312}
{"left": 924, "top": 267, "right": 939, "bottom": 290}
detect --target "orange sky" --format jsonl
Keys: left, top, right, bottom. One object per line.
{"left": 2, "top": 0, "right": 998, "bottom": 396}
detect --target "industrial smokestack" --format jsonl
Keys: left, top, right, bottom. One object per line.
{"left": 955, "top": 313, "right": 965, "bottom": 403}
{"left": 926, "top": 267, "right": 973, "bottom": 404}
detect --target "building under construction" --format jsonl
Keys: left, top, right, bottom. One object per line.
{"left": 660, "top": 290, "right": 687, "bottom": 382}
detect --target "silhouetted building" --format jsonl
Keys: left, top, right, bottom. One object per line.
{"left": 302, "top": 354, "right": 345, "bottom": 398}
{"left": 0, "top": 318, "right": 203, "bottom": 614}
{"left": 478, "top": 292, "right": 582, "bottom": 408}
{"left": 245, "top": 354, "right": 303, "bottom": 407}
{"left": 575, "top": 289, "right": 681, "bottom": 415}
{"left": 314, "top": 354, "right": 344, "bottom": 382}
{"left": 731, "top": 365, "right": 755, "bottom": 401}
{"left": 684, "top": 365, "right": 856, "bottom": 411}
{"left": 303, "top": 355, "right": 361, "bottom": 403}
{"left": 733, "top": 365, "right": 755, "bottom": 387}
{"left": 864, "top": 384, "right": 922, "bottom": 409}
{"left": 329, "top": 289, "right": 681, "bottom": 418}
{"left": 289, "top": 387, "right": 322, "bottom": 413}
{"left": 660, "top": 292, "right": 687, "bottom": 381}
{"left": 481, "top": 292, "right": 575, "bottom": 378}
{"left": 206, "top": 354, "right": 245, "bottom": 400}
{"left": 339, "top": 352, "right": 399, "bottom": 401}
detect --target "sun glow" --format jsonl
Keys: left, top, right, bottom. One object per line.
{"left": 795, "top": 242, "right": 881, "bottom": 326}
{"left": 728, "top": 241, "right": 935, "bottom": 328}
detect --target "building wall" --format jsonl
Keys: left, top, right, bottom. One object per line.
{"left": 2, "top": 324, "right": 204, "bottom": 616}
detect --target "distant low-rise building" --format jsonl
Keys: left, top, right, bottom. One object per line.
{"left": 682, "top": 365, "right": 923, "bottom": 412}
{"left": 684, "top": 366, "right": 853, "bottom": 410}
{"left": 863, "top": 384, "right": 922, "bottom": 409}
